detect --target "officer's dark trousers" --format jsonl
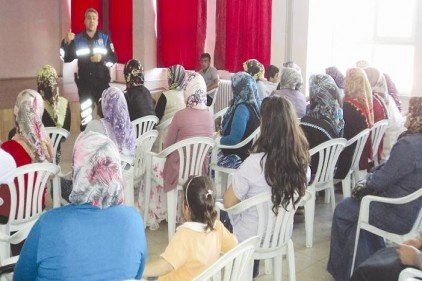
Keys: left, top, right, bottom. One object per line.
{"left": 77, "top": 80, "right": 109, "bottom": 131}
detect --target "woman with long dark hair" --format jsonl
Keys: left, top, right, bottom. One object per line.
{"left": 223, "top": 95, "right": 310, "bottom": 279}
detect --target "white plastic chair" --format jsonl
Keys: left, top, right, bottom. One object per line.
{"left": 0, "top": 163, "right": 59, "bottom": 261}
{"left": 213, "top": 107, "right": 228, "bottom": 133}
{"left": 338, "top": 129, "right": 370, "bottom": 198}
{"left": 120, "top": 154, "right": 135, "bottom": 206}
{"left": 131, "top": 115, "right": 159, "bottom": 139}
{"left": 192, "top": 236, "right": 259, "bottom": 281}
{"left": 399, "top": 268, "right": 422, "bottom": 281}
{"left": 210, "top": 127, "right": 261, "bottom": 198}
{"left": 145, "top": 137, "right": 215, "bottom": 240}
{"left": 370, "top": 119, "right": 389, "bottom": 167}
{"left": 305, "top": 138, "right": 347, "bottom": 248}
{"left": 350, "top": 188, "right": 422, "bottom": 275}
{"left": 45, "top": 127, "right": 70, "bottom": 208}
{"left": 154, "top": 117, "right": 173, "bottom": 153}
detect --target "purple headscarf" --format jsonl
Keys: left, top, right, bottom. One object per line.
{"left": 100, "top": 87, "right": 136, "bottom": 156}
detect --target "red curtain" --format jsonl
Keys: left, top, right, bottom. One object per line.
{"left": 157, "top": 0, "right": 207, "bottom": 70}
{"left": 71, "top": 0, "right": 103, "bottom": 34}
{"left": 109, "top": 0, "right": 133, "bottom": 63}
{"left": 214, "top": 0, "right": 272, "bottom": 72}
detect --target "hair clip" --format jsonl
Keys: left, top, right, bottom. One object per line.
{"left": 205, "top": 189, "right": 213, "bottom": 198}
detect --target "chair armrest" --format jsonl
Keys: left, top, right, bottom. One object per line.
{"left": 222, "top": 193, "right": 271, "bottom": 216}
{"left": 399, "top": 267, "right": 422, "bottom": 280}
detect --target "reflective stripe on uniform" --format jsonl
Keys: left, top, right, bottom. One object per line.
{"left": 93, "top": 47, "right": 107, "bottom": 55}
{"left": 60, "top": 48, "right": 65, "bottom": 58}
{"left": 76, "top": 48, "right": 90, "bottom": 56}
{"left": 105, "top": 62, "right": 114, "bottom": 67}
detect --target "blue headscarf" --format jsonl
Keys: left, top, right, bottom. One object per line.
{"left": 221, "top": 72, "right": 261, "bottom": 135}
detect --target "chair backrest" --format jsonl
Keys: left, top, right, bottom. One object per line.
{"left": 134, "top": 130, "right": 158, "bottom": 184}
{"left": 346, "top": 129, "right": 370, "bottom": 172}
{"left": 155, "top": 117, "right": 174, "bottom": 152}
{"left": 192, "top": 236, "right": 259, "bottom": 281}
{"left": 370, "top": 119, "right": 389, "bottom": 161}
{"left": 131, "top": 115, "right": 159, "bottom": 139}
{"left": 310, "top": 138, "right": 347, "bottom": 184}
{"left": 214, "top": 80, "right": 233, "bottom": 113}
{"left": 45, "top": 127, "right": 70, "bottom": 165}
{"left": 6, "top": 163, "right": 59, "bottom": 234}
{"left": 159, "top": 137, "right": 215, "bottom": 185}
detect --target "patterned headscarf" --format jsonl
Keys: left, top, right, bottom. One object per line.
{"left": 100, "top": 87, "right": 136, "bottom": 156}
{"left": 69, "top": 131, "right": 124, "bottom": 208}
{"left": 182, "top": 72, "right": 207, "bottom": 110}
{"left": 307, "top": 74, "right": 344, "bottom": 136}
{"left": 344, "top": 68, "right": 374, "bottom": 127}
{"left": 283, "top": 61, "right": 302, "bottom": 74}
{"left": 405, "top": 97, "right": 422, "bottom": 134}
{"left": 221, "top": 72, "right": 261, "bottom": 135}
{"left": 13, "top": 90, "right": 53, "bottom": 162}
{"left": 243, "top": 59, "right": 265, "bottom": 81}
{"left": 364, "top": 67, "right": 388, "bottom": 102}
{"left": 384, "top": 73, "right": 402, "bottom": 111}
{"left": 279, "top": 67, "right": 303, "bottom": 90}
{"left": 168, "top": 64, "right": 186, "bottom": 90}
{"left": 124, "top": 59, "right": 145, "bottom": 88}
{"left": 325, "top": 66, "right": 345, "bottom": 89}
{"left": 356, "top": 60, "right": 370, "bottom": 68}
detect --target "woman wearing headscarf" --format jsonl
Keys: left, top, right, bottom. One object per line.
{"left": 124, "top": 59, "right": 156, "bottom": 121}
{"left": 327, "top": 97, "right": 422, "bottom": 281}
{"left": 272, "top": 67, "right": 307, "bottom": 118}
{"left": 85, "top": 87, "right": 136, "bottom": 156}
{"left": 139, "top": 73, "right": 214, "bottom": 230}
{"left": 334, "top": 68, "right": 374, "bottom": 180}
{"left": 301, "top": 74, "right": 344, "bottom": 174}
{"left": 326, "top": 66, "right": 345, "bottom": 100}
{"left": 243, "top": 59, "right": 268, "bottom": 102}
{"left": 14, "top": 131, "right": 147, "bottom": 280}
{"left": 36, "top": 65, "right": 71, "bottom": 131}
{"left": 218, "top": 72, "right": 261, "bottom": 169}
{"left": 383, "top": 73, "right": 402, "bottom": 112}
{"left": 155, "top": 64, "right": 186, "bottom": 123}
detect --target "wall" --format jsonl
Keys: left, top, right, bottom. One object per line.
{"left": 0, "top": 0, "right": 62, "bottom": 79}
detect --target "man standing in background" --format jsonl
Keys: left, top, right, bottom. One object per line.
{"left": 198, "top": 53, "right": 219, "bottom": 106}
{"left": 60, "top": 8, "right": 117, "bottom": 130}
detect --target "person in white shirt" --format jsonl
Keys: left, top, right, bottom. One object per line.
{"left": 263, "top": 65, "right": 280, "bottom": 96}
{"left": 198, "top": 53, "right": 220, "bottom": 106}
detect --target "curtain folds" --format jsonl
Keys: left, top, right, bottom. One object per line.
{"left": 109, "top": 0, "right": 133, "bottom": 64}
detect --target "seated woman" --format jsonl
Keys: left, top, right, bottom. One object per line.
{"left": 334, "top": 68, "right": 374, "bottom": 180}
{"left": 301, "top": 74, "right": 344, "bottom": 174}
{"left": 155, "top": 64, "right": 186, "bottom": 123}
{"left": 85, "top": 87, "right": 136, "bottom": 157}
{"left": 139, "top": 73, "right": 214, "bottom": 230}
{"left": 218, "top": 72, "right": 261, "bottom": 169}
{"left": 326, "top": 66, "right": 345, "bottom": 100}
{"left": 271, "top": 67, "right": 307, "bottom": 118}
{"left": 223, "top": 95, "right": 310, "bottom": 279}
{"left": 0, "top": 90, "right": 53, "bottom": 253}
{"left": 14, "top": 131, "right": 147, "bottom": 281}
{"left": 327, "top": 97, "right": 422, "bottom": 281}
{"left": 124, "top": 59, "right": 156, "bottom": 121}
{"left": 243, "top": 59, "right": 268, "bottom": 102}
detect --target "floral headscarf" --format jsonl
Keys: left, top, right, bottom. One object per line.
{"left": 182, "top": 72, "right": 207, "bottom": 110}
{"left": 325, "top": 66, "right": 345, "bottom": 89}
{"left": 69, "top": 131, "right": 124, "bottom": 208}
{"left": 307, "top": 74, "right": 344, "bottom": 136}
{"left": 13, "top": 90, "right": 53, "bottom": 162}
{"left": 344, "top": 68, "right": 374, "bottom": 127}
{"left": 283, "top": 61, "right": 302, "bottom": 74}
{"left": 124, "top": 59, "right": 145, "bottom": 88}
{"left": 168, "top": 64, "right": 186, "bottom": 90}
{"left": 221, "top": 72, "right": 261, "bottom": 135}
{"left": 364, "top": 67, "right": 388, "bottom": 102}
{"left": 100, "top": 87, "right": 136, "bottom": 156}
{"left": 243, "top": 59, "right": 265, "bottom": 81}
{"left": 384, "top": 73, "right": 402, "bottom": 111}
{"left": 279, "top": 67, "right": 303, "bottom": 90}
{"left": 405, "top": 97, "right": 422, "bottom": 134}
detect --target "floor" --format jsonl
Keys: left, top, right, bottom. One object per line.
{"left": 58, "top": 134, "right": 336, "bottom": 281}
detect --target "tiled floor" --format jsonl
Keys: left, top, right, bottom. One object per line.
{"left": 58, "top": 134, "right": 337, "bottom": 281}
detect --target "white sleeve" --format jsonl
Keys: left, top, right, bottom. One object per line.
{"left": 232, "top": 154, "right": 261, "bottom": 201}
{"left": 0, "top": 148, "right": 17, "bottom": 184}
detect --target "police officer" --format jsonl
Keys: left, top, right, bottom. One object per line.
{"left": 60, "top": 8, "right": 117, "bottom": 131}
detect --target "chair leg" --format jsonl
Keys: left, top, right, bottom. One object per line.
{"left": 350, "top": 225, "right": 362, "bottom": 277}
{"left": 304, "top": 187, "right": 316, "bottom": 248}
{"left": 167, "top": 188, "right": 178, "bottom": 241}
{"left": 342, "top": 174, "right": 351, "bottom": 198}
{"left": 265, "top": 259, "right": 272, "bottom": 274}
{"left": 330, "top": 185, "right": 336, "bottom": 211}
{"left": 52, "top": 176, "right": 61, "bottom": 208}
{"left": 324, "top": 189, "right": 330, "bottom": 204}
{"left": 143, "top": 172, "right": 152, "bottom": 227}
{"left": 273, "top": 256, "right": 282, "bottom": 281}
{"left": 214, "top": 170, "right": 221, "bottom": 198}
{"left": 287, "top": 239, "right": 296, "bottom": 281}
{"left": 123, "top": 168, "right": 134, "bottom": 206}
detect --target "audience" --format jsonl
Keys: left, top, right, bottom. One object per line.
{"left": 326, "top": 66, "right": 345, "bottom": 100}
{"left": 198, "top": 53, "right": 220, "bottom": 106}
{"left": 384, "top": 73, "right": 402, "bottom": 112}
{"left": 14, "top": 131, "right": 147, "bottom": 281}
{"left": 263, "top": 64, "right": 280, "bottom": 97}
{"left": 139, "top": 73, "right": 214, "bottom": 230}
{"left": 243, "top": 59, "right": 268, "bottom": 102}
{"left": 218, "top": 72, "right": 261, "bottom": 169}
{"left": 124, "top": 59, "right": 156, "bottom": 121}
{"left": 283, "top": 61, "right": 302, "bottom": 75}
{"left": 142, "top": 176, "right": 237, "bottom": 281}
{"left": 85, "top": 86, "right": 136, "bottom": 156}
{"left": 327, "top": 97, "right": 422, "bottom": 281}
{"left": 272, "top": 67, "right": 307, "bottom": 118}
{"left": 223, "top": 95, "right": 310, "bottom": 279}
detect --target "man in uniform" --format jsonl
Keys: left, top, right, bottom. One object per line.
{"left": 60, "top": 8, "right": 117, "bottom": 130}
{"left": 198, "top": 53, "right": 219, "bottom": 106}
